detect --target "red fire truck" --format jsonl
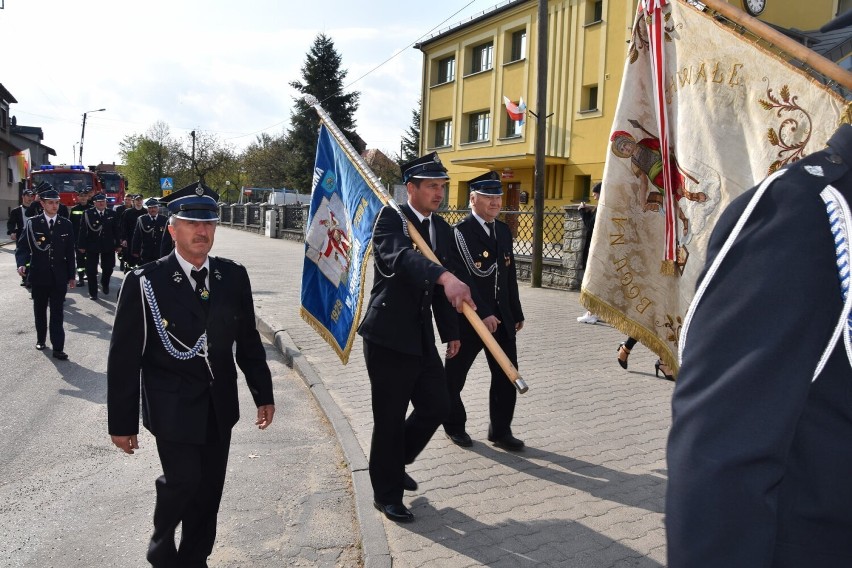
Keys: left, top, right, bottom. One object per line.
{"left": 28, "top": 164, "right": 104, "bottom": 208}
{"left": 93, "top": 167, "right": 128, "bottom": 208}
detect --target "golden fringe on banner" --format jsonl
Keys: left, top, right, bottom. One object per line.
{"left": 579, "top": 289, "right": 680, "bottom": 379}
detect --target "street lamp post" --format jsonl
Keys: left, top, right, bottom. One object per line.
{"left": 79, "top": 108, "right": 106, "bottom": 165}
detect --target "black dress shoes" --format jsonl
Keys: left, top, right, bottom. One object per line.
{"left": 35, "top": 342, "right": 46, "bottom": 350}
{"left": 52, "top": 350, "right": 69, "bottom": 360}
{"left": 102, "top": 284, "right": 109, "bottom": 295}
{"left": 488, "top": 432, "right": 525, "bottom": 451}
{"left": 403, "top": 473, "right": 418, "bottom": 492}
{"left": 447, "top": 431, "right": 473, "bottom": 447}
{"left": 374, "top": 501, "right": 414, "bottom": 523}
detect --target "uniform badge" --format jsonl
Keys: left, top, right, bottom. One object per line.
{"left": 134, "top": 269, "right": 144, "bottom": 276}
{"left": 172, "top": 271, "right": 183, "bottom": 283}
{"left": 213, "top": 268, "right": 222, "bottom": 281}
{"left": 475, "top": 261, "right": 482, "bottom": 269}
{"left": 195, "top": 185, "right": 204, "bottom": 196}
{"left": 200, "top": 289, "right": 210, "bottom": 301}
{"left": 805, "top": 165, "right": 824, "bottom": 177}
{"left": 162, "top": 318, "right": 168, "bottom": 328}
{"left": 483, "top": 251, "right": 489, "bottom": 258}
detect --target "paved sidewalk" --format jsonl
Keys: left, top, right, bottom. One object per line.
{"left": 212, "top": 227, "right": 674, "bottom": 568}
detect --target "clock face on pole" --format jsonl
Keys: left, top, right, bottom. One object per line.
{"left": 743, "top": 0, "right": 766, "bottom": 16}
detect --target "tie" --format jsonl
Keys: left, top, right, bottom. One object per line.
{"left": 48, "top": 218, "right": 54, "bottom": 231}
{"left": 420, "top": 218, "right": 432, "bottom": 249}
{"left": 486, "top": 221, "right": 495, "bottom": 240}
{"left": 191, "top": 267, "right": 210, "bottom": 306}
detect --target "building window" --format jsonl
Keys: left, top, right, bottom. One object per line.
{"left": 467, "top": 112, "right": 491, "bottom": 142}
{"left": 581, "top": 84, "right": 599, "bottom": 112}
{"left": 586, "top": 0, "right": 603, "bottom": 24}
{"left": 509, "top": 29, "right": 526, "bottom": 62}
{"left": 437, "top": 56, "right": 455, "bottom": 84}
{"left": 471, "top": 41, "right": 494, "bottom": 73}
{"left": 505, "top": 117, "right": 522, "bottom": 138}
{"left": 0, "top": 108, "right": 7, "bottom": 131}
{"left": 434, "top": 119, "right": 452, "bottom": 147}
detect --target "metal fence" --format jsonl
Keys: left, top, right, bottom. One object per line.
{"left": 218, "top": 203, "right": 567, "bottom": 261}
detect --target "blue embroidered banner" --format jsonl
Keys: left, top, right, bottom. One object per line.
{"left": 300, "top": 124, "right": 385, "bottom": 363}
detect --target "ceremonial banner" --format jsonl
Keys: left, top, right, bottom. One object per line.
{"left": 580, "top": 0, "right": 847, "bottom": 373}
{"left": 300, "top": 124, "right": 384, "bottom": 363}
{"left": 8, "top": 148, "right": 30, "bottom": 183}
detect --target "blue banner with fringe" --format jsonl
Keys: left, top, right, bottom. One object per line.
{"left": 299, "top": 124, "right": 385, "bottom": 363}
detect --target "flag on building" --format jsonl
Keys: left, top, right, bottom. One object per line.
{"left": 8, "top": 148, "right": 30, "bottom": 183}
{"left": 300, "top": 124, "right": 385, "bottom": 363}
{"left": 580, "top": 0, "right": 847, "bottom": 373}
{"left": 503, "top": 96, "right": 527, "bottom": 125}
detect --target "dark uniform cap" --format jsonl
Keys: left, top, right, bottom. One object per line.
{"left": 92, "top": 193, "right": 106, "bottom": 201}
{"left": 469, "top": 171, "right": 503, "bottom": 196}
{"left": 401, "top": 151, "right": 449, "bottom": 184}
{"left": 159, "top": 182, "right": 220, "bottom": 221}
{"left": 39, "top": 188, "right": 61, "bottom": 200}
{"left": 144, "top": 197, "right": 161, "bottom": 208}
{"left": 22, "top": 189, "right": 34, "bottom": 196}
{"left": 35, "top": 181, "right": 54, "bottom": 194}
{"left": 133, "top": 194, "right": 144, "bottom": 200}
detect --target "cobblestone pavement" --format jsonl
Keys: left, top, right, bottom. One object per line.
{"left": 212, "top": 227, "right": 673, "bottom": 568}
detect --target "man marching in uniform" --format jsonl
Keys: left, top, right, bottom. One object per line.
{"left": 108, "top": 182, "right": 274, "bottom": 567}
{"left": 444, "top": 171, "right": 526, "bottom": 451}
{"left": 131, "top": 197, "right": 168, "bottom": 266}
{"left": 120, "top": 194, "right": 146, "bottom": 271}
{"left": 8, "top": 189, "right": 35, "bottom": 287}
{"left": 15, "top": 185, "right": 76, "bottom": 360}
{"left": 77, "top": 193, "right": 121, "bottom": 300}
{"left": 357, "top": 152, "right": 474, "bottom": 523}
{"left": 69, "top": 188, "right": 92, "bottom": 286}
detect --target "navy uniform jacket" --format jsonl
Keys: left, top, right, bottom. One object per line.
{"left": 667, "top": 124, "right": 852, "bottom": 567}
{"left": 131, "top": 214, "right": 168, "bottom": 262}
{"left": 453, "top": 214, "right": 524, "bottom": 334}
{"left": 107, "top": 251, "right": 273, "bottom": 444}
{"left": 15, "top": 215, "right": 76, "bottom": 285}
{"left": 69, "top": 203, "right": 91, "bottom": 238}
{"left": 77, "top": 208, "right": 120, "bottom": 252}
{"left": 7, "top": 205, "right": 28, "bottom": 238}
{"left": 357, "top": 204, "right": 459, "bottom": 354}
{"left": 120, "top": 207, "right": 146, "bottom": 242}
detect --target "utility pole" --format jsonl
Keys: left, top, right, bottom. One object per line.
{"left": 531, "top": 0, "right": 549, "bottom": 288}
{"left": 79, "top": 108, "right": 106, "bottom": 166}
{"left": 190, "top": 130, "right": 197, "bottom": 174}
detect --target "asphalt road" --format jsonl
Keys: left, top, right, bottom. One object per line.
{"left": 0, "top": 241, "right": 360, "bottom": 567}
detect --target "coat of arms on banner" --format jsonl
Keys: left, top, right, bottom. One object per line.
{"left": 305, "top": 192, "right": 351, "bottom": 287}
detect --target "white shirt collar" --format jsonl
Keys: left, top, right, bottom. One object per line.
{"left": 471, "top": 211, "right": 492, "bottom": 235}
{"left": 174, "top": 249, "right": 210, "bottom": 284}
{"left": 43, "top": 213, "right": 57, "bottom": 224}
{"left": 406, "top": 201, "right": 431, "bottom": 222}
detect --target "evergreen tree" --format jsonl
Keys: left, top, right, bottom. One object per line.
{"left": 285, "top": 33, "right": 362, "bottom": 192}
{"left": 398, "top": 100, "right": 421, "bottom": 165}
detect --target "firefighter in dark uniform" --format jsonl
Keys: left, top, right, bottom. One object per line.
{"left": 8, "top": 189, "right": 35, "bottom": 287}
{"left": 120, "top": 194, "right": 146, "bottom": 271}
{"left": 15, "top": 186, "right": 76, "bottom": 360}
{"left": 443, "top": 171, "right": 526, "bottom": 451}
{"left": 69, "top": 188, "right": 92, "bottom": 286}
{"left": 131, "top": 198, "right": 167, "bottom": 266}
{"left": 357, "top": 152, "right": 474, "bottom": 523}
{"left": 77, "top": 193, "right": 121, "bottom": 300}
{"left": 113, "top": 194, "right": 132, "bottom": 271}
{"left": 667, "top": 123, "right": 852, "bottom": 566}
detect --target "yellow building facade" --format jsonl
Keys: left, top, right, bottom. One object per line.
{"left": 416, "top": 0, "right": 843, "bottom": 211}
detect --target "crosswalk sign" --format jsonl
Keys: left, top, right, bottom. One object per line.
{"left": 160, "top": 177, "right": 173, "bottom": 190}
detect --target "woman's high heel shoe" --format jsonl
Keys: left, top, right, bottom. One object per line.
{"left": 655, "top": 359, "right": 675, "bottom": 381}
{"left": 617, "top": 343, "right": 631, "bottom": 369}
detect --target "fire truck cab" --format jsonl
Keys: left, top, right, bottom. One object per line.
{"left": 29, "top": 164, "right": 104, "bottom": 208}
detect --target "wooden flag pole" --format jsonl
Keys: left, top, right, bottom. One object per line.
{"left": 305, "top": 95, "right": 529, "bottom": 394}
{"left": 697, "top": 0, "right": 852, "bottom": 91}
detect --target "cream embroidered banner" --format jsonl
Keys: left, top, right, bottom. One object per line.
{"left": 580, "top": 0, "right": 847, "bottom": 374}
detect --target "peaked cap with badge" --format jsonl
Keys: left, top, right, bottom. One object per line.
{"left": 160, "top": 182, "right": 220, "bottom": 221}
{"left": 469, "top": 171, "right": 503, "bottom": 196}
{"left": 401, "top": 152, "right": 449, "bottom": 184}
{"left": 144, "top": 197, "right": 161, "bottom": 208}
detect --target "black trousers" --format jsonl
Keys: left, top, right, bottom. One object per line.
{"left": 147, "top": 406, "right": 231, "bottom": 568}
{"left": 85, "top": 248, "right": 115, "bottom": 296}
{"left": 31, "top": 283, "right": 67, "bottom": 351}
{"left": 364, "top": 339, "right": 449, "bottom": 505}
{"left": 444, "top": 319, "right": 518, "bottom": 439}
